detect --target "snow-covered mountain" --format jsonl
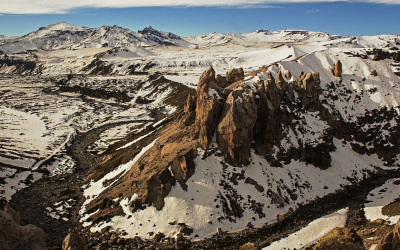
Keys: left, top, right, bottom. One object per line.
{"left": 185, "top": 29, "right": 341, "bottom": 47}
{"left": 0, "top": 22, "right": 189, "bottom": 54}
{"left": 0, "top": 24, "right": 344, "bottom": 54}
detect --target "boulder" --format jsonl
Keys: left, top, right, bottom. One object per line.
{"left": 0, "top": 210, "right": 46, "bottom": 250}
{"left": 239, "top": 242, "right": 257, "bottom": 250}
{"left": 226, "top": 68, "right": 245, "bottom": 84}
{"left": 62, "top": 232, "right": 87, "bottom": 250}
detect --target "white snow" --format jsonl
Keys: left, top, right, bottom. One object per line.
{"left": 364, "top": 178, "right": 400, "bottom": 224}
{"left": 86, "top": 138, "right": 381, "bottom": 240}
{"left": 80, "top": 138, "right": 158, "bottom": 218}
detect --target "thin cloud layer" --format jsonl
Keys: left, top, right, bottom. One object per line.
{"left": 0, "top": 0, "right": 399, "bottom": 14}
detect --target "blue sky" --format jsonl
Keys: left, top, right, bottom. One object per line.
{"left": 0, "top": 1, "right": 399, "bottom": 37}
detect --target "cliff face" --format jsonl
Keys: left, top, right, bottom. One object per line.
{"left": 191, "top": 66, "right": 328, "bottom": 167}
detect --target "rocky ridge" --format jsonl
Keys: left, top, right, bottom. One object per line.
{"left": 79, "top": 56, "right": 400, "bottom": 242}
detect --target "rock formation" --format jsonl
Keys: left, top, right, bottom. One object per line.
{"left": 298, "top": 72, "right": 321, "bottom": 111}
{"left": 82, "top": 64, "right": 400, "bottom": 223}
{"left": 331, "top": 60, "right": 342, "bottom": 77}
{"left": 194, "top": 66, "right": 224, "bottom": 148}
{"left": 285, "top": 70, "right": 292, "bottom": 80}
{"left": 275, "top": 69, "right": 287, "bottom": 90}
{"left": 226, "top": 67, "right": 245, "bottom": 84}
{"left": 217, "top": 86, "right": 258, "bottom": 166}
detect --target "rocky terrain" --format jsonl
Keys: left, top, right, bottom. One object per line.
{"left": 1, "top": 23, "right": 400, "bottom": 249}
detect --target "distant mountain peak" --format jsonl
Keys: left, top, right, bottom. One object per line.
{"left": 43, "top": 22, "right": 77, "bottom": 31}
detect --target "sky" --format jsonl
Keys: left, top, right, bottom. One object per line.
{"left": 0, "top": 1, "right": 399, "bottom": 37}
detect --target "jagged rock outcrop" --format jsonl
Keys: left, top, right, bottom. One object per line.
{"left": 217, "top": 86, "right": 258, "bottom": 166}
{"left": 285, "top": 70, "right": 292, "bottom": 80}
{"left": 195, "top": 66, "right": 224, "bottom": 148}
{"left": 62, "top": 232, "right": 87, "bottom": 250}
{"left": 216, "top": 74, "right": 228, "bottom": 88}
{"left": 254, "top": 73, "right": 283, "bottom": 156}
{"left": 226, "top": 67, "right": 245, "bottom": 84}
{"left": 0, "top": 209, "right": 46, "bottom": 250}
{"left": 263, "top": 72, "right": 281, "bottom": 108}
{"left": 376, "top": 217, "right": 400, "bottom": 250}
{"left": 85, "top": 118, "right": 198, "bottom": 222}
{"left": 298, "top": 72, "right": 321, "bottom": 111}
{"left": 275, "top": 70, "right": 287, "bottom": 90}
{"left": 330, "top": 60, "right": 342, "bottom": 77}
{"left": 184, "top": 94, "right": 196, "bottom": 114}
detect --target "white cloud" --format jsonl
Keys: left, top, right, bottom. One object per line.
{"left": 306, "top": 9, "right": 321, "bottom": 13}
{"left": 0, "top": 0, "right": 399, "bottom": 14}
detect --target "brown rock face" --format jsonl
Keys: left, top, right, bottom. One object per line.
{"left": 263, "top": 72, "right": 281, "bottom": 108}
{"left": 62, "top": 232, "right": 87, "bottom": 250}
{"left": 0, "top": 210, "right": 46, "bottom": 250}
{"left": 85, "top": 120, "right": 198, "bottom": 222}
{"left": 184, "top": 95, "right": 196, "bottom": 114}
{"left": 226, "top": 67, "right": 245, "bottom": 84}
{"left": 195, "top": 66, "right": 223, "bottom": 149}
{"left": 376, "top": 217, "right": 400, "bottom": 250}
{"left": 331, "top": 60, "right": 342, "bottom": 77}
{"left": 275, "top": 70, "right": 287, "bottom": 90}
{"left": 171, "top": 148, "right": 196, "bottom": 190}
{"left": 285, "top": 70, "right": 292, "bottom": 80}
{"left": 216, "top": 74, "right": 228, "bottom": 88}
{"left": 217, "top": 86, "right": 258, "bottom": 166}
{"left": 298, "top": 72, "right": 321, "bottom": 111}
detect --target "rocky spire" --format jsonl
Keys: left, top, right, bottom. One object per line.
{"left": 330, "top": 60, "right": 342, "bottom": 77}
{"left": 194, "top": 66, "right": 223, "bottom": 149}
